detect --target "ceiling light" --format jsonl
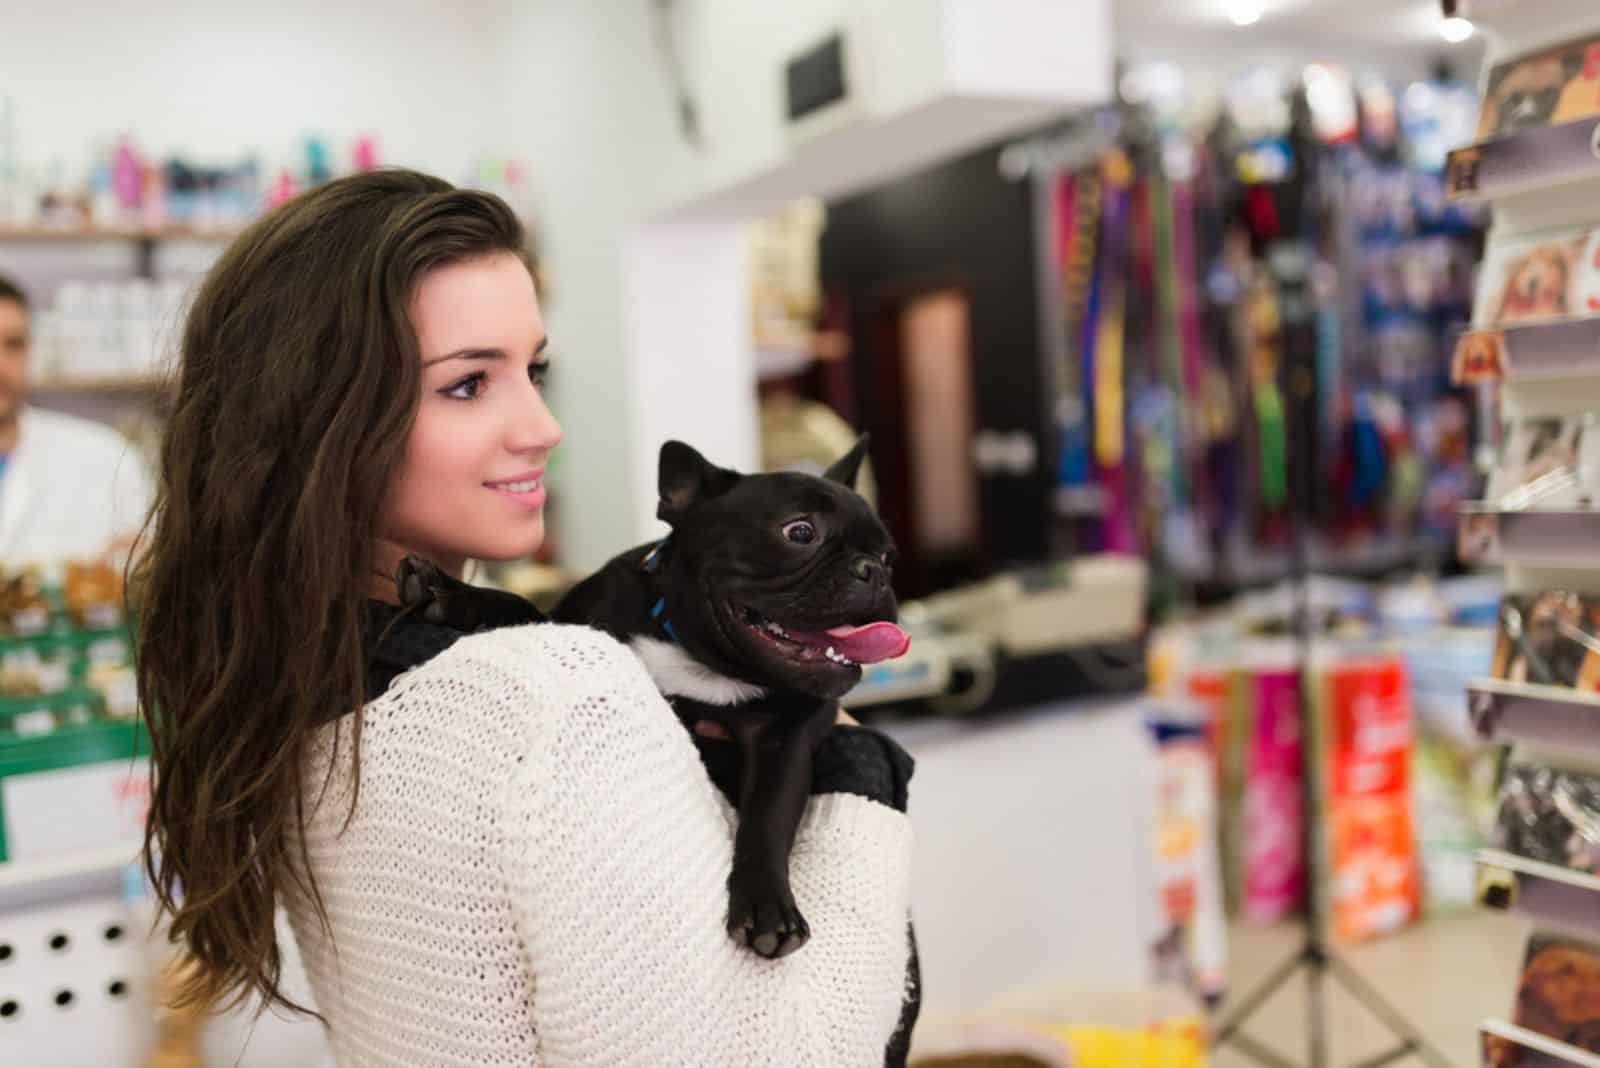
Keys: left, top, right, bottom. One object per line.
{"left": 1228, "top": 0, "right": 1264, "bottom": 26}
{"left": 1439, "top": 16, "right": 1474, "bottom": 43}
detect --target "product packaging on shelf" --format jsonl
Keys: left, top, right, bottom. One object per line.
{"left": 1145, "top": 702, "right": 1228, "bottom": 1007}
{"left": 1241, "top": 655, "right": 1304, "bottom": 925}
{"left": 1323, "top": 654, "right": 1421, "bottom": 942}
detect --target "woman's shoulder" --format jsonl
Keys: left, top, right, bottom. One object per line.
{"left": 347, "top": 622, "right": 667, "bottom": 788}
{"left": 437, "top": 621, "right": 645, "bottom": 683}
{"left": 380, "top": 621, "right": 665, "bottom": 732}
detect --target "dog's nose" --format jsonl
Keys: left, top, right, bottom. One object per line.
{"left": 850, "top": 557, "right": 881, "bottom": 584}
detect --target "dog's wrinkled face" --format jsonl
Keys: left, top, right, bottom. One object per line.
{"left": 655, "top": 437, "right": 905, "bottom": 700}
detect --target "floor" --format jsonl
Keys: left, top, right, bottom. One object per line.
{"left": 1212, "top": 909, "right": 1529, "bottom": 1067}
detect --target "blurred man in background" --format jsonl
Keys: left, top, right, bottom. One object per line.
{"left": 0, "top": 272, "right": 153, "bottom": 565}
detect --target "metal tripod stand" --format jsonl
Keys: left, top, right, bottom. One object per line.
{"left": 1211, "top": 248, "right": 1452, "bottom": 1068}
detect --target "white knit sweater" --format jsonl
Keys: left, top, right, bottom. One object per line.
{"left": 286, "top": 623, "right": 914, "bottom": 1067}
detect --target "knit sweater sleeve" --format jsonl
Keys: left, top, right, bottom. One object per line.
{"left": 481, "top": 623, "right": 914, "bottom": 1067}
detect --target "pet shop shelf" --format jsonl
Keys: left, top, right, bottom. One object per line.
{"left": 0, "top": 223, "right": 241, "bottom": 244}
{"left": 1456, "top": 318, "right": 1600, "bottom": 387}
{"left": 0, "top": 844, "right": 135, "bottom": 910}
{"left": 1468, "top": 679, "right": 1600, "bottom": 750}
{"left": 28, "top": 373, "right": 165, "bottom": 397}
{"left": 1480, "top": 1019, "right": 1600, "bottom": 1068}
{"left": 0, "top": 718, "right": 149, "bottom": 867}
{"left": 1475, "top": 849, "right": 1600, "bottom": 937}
{"left": 1458, "top": 506, "right": 1600, "bottom": 568}
{"left": 1446, "top": 123, "right": 1600, "bottom": 206}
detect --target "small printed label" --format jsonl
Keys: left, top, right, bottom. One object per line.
{"left": 2, "top": 759, "right": 151, "bottom": 862}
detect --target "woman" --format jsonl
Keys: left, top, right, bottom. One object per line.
{"left": 135, "top": 170, "right": 919, "bottom": 1066}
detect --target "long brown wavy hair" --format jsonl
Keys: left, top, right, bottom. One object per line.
{"left": 133, "top": 169, "right": 530, "bottom": 1014}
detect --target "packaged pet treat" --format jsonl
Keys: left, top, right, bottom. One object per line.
{"left": 1323, "top": 656, "right": 1420, "bottom": 942}
{"left": 63, "top": 559, "right": 125, "bottom": 630}
{"left": 0, "top": 567, "right": 51, "bottom": 636}
{"left": 1242, "top": 662, "right": 1303, "bottom": 924}
{"left": 1145, "top": 706, "right": 1228, "bottom": 1005}
{"left": 1493, "top": 762, "right": 1600, "bottom": 876}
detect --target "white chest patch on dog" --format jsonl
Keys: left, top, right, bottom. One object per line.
{"left": 629, "top": 636, "right": 767, "bottom": 706}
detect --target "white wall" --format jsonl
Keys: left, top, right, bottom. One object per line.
{"left": 0, "top": 1, "right": 501, "bottom": 182}
{"left": 490, "top": 0, "right": 1113, "bottom": 566}
{"left": 3, "top": 1, "right": 1112, "bottom": 573}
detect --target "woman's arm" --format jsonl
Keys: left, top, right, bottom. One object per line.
{"left": 488, "top": 625, "right": 913, "bottom": 1067}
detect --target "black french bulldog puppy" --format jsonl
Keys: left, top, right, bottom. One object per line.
{"left": 553, "top": 436, "right": 909, "bottom": 959}
{"left": 390, "top": 436, "right": 909, "bottom": 959}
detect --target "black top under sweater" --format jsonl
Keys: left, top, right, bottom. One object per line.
{"left": 361, "top": 599, "right": 921, "bottom": 1067}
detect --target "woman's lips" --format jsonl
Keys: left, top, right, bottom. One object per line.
{"left": 486, "top": 472, "right": 546, "bottom": 510}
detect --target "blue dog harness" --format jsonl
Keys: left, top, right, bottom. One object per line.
{"left": 641, "top": 538, "right": 679, "bottom": 644}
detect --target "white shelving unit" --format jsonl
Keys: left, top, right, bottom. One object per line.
{"left": 1453, "top": 4, "right": 1600, "bottom": 1064}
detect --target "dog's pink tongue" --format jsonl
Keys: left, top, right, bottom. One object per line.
{"left": 823, "top": 622, "right": 910, "bottom": 664}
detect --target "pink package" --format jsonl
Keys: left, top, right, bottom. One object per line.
{"left": 1243, "top": 666, "right": 1304, "bottom": 924}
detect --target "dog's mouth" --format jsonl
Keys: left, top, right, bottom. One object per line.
{"left": 731, "top": 603, "right": 909, "bottom": 669}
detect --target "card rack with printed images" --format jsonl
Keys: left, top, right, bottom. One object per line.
{"left": 1455, "top": 221, "right": 1600, "bottom": 388}
{"left": 1481, "top": 1017, "right": 1600, "bottom": 1067}
{"left": 1489, "top": 590, "right": 1600, "bottom": 692}
{"left": 1454, "top": 319, "right": 1600, "bottom": 386}
{"left": 1460, "top": 10, "right": 1600, "bottom": 1057}
{"left": 1474, "top": 226, "right": 1600, "bottom": 330}
{"left": 1448, "top": 30, "right": 1600, "bottom": 203}
{"left": 1457, "top": 416, "right": 1600, "bottom": 567}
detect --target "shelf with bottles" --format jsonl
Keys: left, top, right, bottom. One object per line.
{"left": 0, "top": 222, "right": 241, "bottom": 244}
{"left": 29, "top": 373, "right": 165, "bottom": 397}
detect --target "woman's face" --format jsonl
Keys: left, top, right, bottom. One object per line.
{"left": 375, "top": 251, "right": 562, "bottom": 584}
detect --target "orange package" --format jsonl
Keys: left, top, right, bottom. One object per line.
{"left": 1324, "top": 656, "right": 1420, "bottom": 943}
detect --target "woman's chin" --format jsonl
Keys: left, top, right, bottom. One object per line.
{"left": 472, "top": 521, "right": 545, "bottom": 563}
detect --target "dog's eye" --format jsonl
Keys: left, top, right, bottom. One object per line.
{"left": 782, "top": 520, "right": 817, "bottom": 545}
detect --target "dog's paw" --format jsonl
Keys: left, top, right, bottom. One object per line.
{"left": 727, "top": 878, "right": 810, "bottom": 959}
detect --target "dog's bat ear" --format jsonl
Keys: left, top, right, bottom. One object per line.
{"left": 658, "top": 440, "right": 740, "bottom": 525}
{"left": 823, "top": 433, "right": 870, "bottom": 490}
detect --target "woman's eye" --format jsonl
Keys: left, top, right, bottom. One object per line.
{"left": 442, "top": 372, "right": 486, "bottom": 400}
{"left": 529, "top": 359, "right": 550, "bottom": 389}
{"left": 782, "top": 520, "right": 817, "bottom": 545}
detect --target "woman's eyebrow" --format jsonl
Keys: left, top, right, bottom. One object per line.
{"left": 423, "top": 337, "right": 548, "bottom": 368}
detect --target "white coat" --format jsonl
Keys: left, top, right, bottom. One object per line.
{"left": 0, "top": 406, "right": 154, "bottom": 567}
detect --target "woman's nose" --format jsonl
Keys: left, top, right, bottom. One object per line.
{"left": 509, "top": 385, "right": 563, "bottom": 453}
